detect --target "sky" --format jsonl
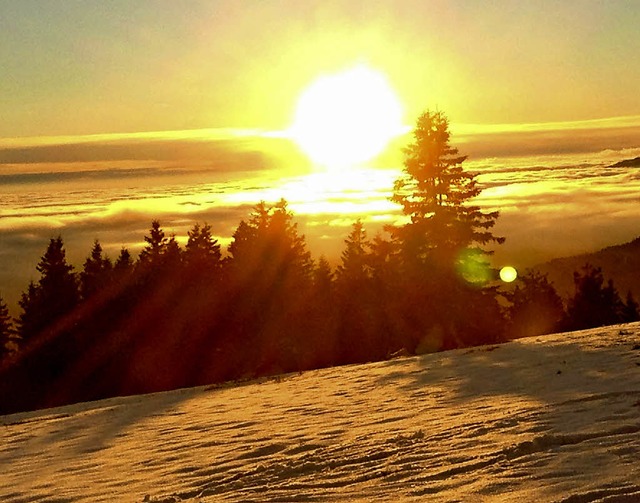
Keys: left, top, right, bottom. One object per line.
{"left": 2, "top": 0, "right": 640, "bottom": 137}
{"left": 1, "top": 0, "right": 640, "bottom": 310}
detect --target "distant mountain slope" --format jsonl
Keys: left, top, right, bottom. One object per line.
{"left": 608, "top": 156, "right": 640, "bottom": 168}
{"left": 531, "top": 236, "right": 640, "bottom": 300}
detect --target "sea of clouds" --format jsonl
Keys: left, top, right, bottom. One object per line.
{"left": 1, "top": 126, "right": 639, "bottom": 312}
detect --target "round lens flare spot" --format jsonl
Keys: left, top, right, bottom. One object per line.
{"left": 289, "top": 65, "right": 405, "bottom": 168}
{"left": 456, "top": 250, "right": 492, "bottom": 285}
{"left": 500, "top": 266, "right": 518, "bottom": 283}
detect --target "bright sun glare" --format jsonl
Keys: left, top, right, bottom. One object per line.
{"left": 289, "top": 65, "right": 405, "bottom": 169}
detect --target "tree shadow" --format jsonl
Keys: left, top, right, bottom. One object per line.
{"left": 374, "top": 322, "right": 640, "bottom": 409}
{"left": 0, "top": 371, "right": 282, "bottom": 466}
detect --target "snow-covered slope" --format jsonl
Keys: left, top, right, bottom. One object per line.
{"left": 2, "top": 323, "right": 640, "bottom": 502}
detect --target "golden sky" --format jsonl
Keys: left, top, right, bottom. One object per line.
{"left": 1, "top": 1, "right": 640, "bottom": 311}
{"left": 2, "top": 0, "right": 640, "bottom": 139}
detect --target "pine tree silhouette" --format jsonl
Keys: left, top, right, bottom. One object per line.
{"left": 0, "top": 296, "right": 18, "bottom": 361}
{"left": 19, "top": 237, "right": 79, "bottom": 343}
{"left": 80, "top": 240, "right": 113, "bottom": 300}
{"left": 388, "top": 111, "right": 506, "bottom": 349}
{"left": 565, "top": 264, "right": 625, "bottom": 330}
{"left": 506, "top": 270, "right": 565, "bottom": 337}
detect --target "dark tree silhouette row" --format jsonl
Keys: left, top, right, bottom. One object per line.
{"left": 0, "top": 111, "right": 638, "bottom": 414}
{"left": 505, "top": 265, "right": 638, "bottom": 338}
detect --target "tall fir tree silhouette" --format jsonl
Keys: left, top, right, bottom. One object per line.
{"left": 388, "top": 111, "right": 506, "bottom": 348}
{"left": 227, "top": 200, "right": 314, "bottom": 375}
{"left": 229, "top": 199, "right": 312, "bottom": 287}
{"left": 114, "top": 247, "right": 133, "bottom": 272}
{"left": 19, "top": 237, "right": 79, "bottom": 343}
{"left": 138, "top": 220, "right": 169, "bottom": 268}
{"left": 391, "top": 110, "right": 504, "bottom": 270}
{"left": 185, "top": 223, "right": 222, "bottom": 272}
{"left": 335, "top": 220, "right": 371, "bottom": 286}
{"left": 80, "top": 240, "right": 113, "bottom": 300}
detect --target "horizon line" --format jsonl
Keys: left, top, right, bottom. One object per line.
{"left": 3, "top": 114, "right": 640, "bottom": 150}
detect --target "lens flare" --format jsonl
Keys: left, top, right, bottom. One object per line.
{"left": 500, "top": 266, "right": 518, "bottom": 283}
{"left": 456, "top": 250, "right": 492, "bottom": 285}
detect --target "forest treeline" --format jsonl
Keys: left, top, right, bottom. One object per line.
{"left": 1, "top": 111, "right": 638, "bottom": 414}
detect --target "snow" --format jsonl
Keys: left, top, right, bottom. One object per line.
{"left": 2, "top": 323, "right": 640, "bottom": 502}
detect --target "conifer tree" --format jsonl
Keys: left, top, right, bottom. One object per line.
{"left": 334, "top": 221, "right": 392, "bottom": 362}
{"left": 226, "top": 200, "right": 314, "bottom": 374}
{"left": 19, "top": 237, "right": 79, "bottom": 342}
{"left": 335, "top": 220, "right": 371, "bottom": 286}
{"left": 102, "top": 246, "right": 135, "bottom": 333}
{"left": 37, "top": 237, "right": 78, "bottom": 302}
{"left": 80, "top": 240, "right": 113, "bottom": 300}
{"left": 138, "top": 220, "right": 168, "bottom": 267}
{"left": 390, "top": 110, "right": 504, "bottom": 269}
{"left": 565, "top": 264, "right": 624, "bottom": 330}
{"left": 18, "top": 281, "right": 40, "bottom": 343}
{"left": 114, "top": 247, "right": 133, "bottom": 276}
{"left": 313, "top": 256, "right": 334, "bottom": 294}
{"left": 265, "top": 199, "right": 312, "bottom": 281}
{"left": 0, "top": 296, "right": 18, "bottom": 360}
{"left": 388, "top": 111, "right": 506, "bottom": 348}
{"left": 164, "top": 235, "right": 183, "bottom": 268}
{"left": 229, "top": 199, "right": 313, "bottom": 285}
{"left": 185, "top": 223, "right": 222, "bottom": 271}
{"left": 305, "top": 256, "right": 338, "bottom": 368}
{"left": 621, "top": 291, "right": 640, "bottom": 323}
{"left": 506, "top": 270, "right": 565, "bottom": 337}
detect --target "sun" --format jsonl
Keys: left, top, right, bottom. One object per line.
{"left": 289, "top": 65, "right": 405, "bottom": 169}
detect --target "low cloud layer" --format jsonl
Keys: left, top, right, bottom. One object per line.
{"left": 1, "top": 125, "right": 639, "bottom": 313}
{"left": 458, "top": 124, "right": 640, "bottom": 159}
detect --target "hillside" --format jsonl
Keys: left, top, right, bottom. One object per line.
{"left": 531, "top": 237, "right": 640, "bottom": 300}
{"left": 2, "top": 323, "right": 640, "bottom": 502}
{"left": 608, "top": 156, "right": 640, "bottom": 168}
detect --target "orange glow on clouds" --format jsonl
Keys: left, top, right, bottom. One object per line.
{"left": 223, "top": 168, "right": 400, "bottom": 222}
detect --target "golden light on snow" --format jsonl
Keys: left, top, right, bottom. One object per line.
{"left": 500, "top": 266, "right": 518, "bottom": 283}
{"left": 2, "top": 328, "right": 640, "bottom": 501}
{"left": 289, "top": 65, "right": 405, "bottom": 169}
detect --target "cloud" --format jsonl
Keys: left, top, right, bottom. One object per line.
{"left": 2, "top": 129, "right": 640, "bottom": 314}
{"left": 454, "top": 115, "right": 640, "bottom": 135}
{"left": 0, "top": 164, "right": 400, "bottom": 312}
{"left": 484, "top": 161, "right": 640, "bottom": 269}
{"left": 0, "top": 128, "right": 310, "bottom": 175}
{"left": 453, "top": 120, "right": 640, "bottom": 159}
{"left": 0, "top": 166, "right": 185, "bottom": 185}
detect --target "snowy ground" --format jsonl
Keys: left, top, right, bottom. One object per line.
{"left": 2, "top": 323, "right": 640, "bottom": 502}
